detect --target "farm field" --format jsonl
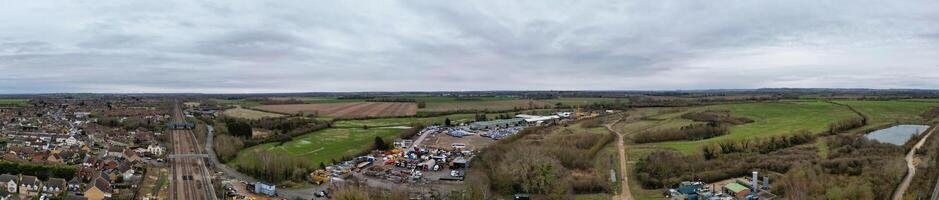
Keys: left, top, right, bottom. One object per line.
{"left": 230, "top": 128, "right": 402, "bottom": 167}
{"left": 332, "top": 110, "right": 556, "bottom": 128}
{"left": 222, "top": 107, "right": 285, "bottom": 120}
{"left": 268, "top": 97, "right": 367, "bottom": 104}
{"left": 255, "top": 102, "right": 417, "bottom": 118}
{"left": 212, "top": 98, "right": 263, "bottom": 107}
{"left": 646, "top": 101, "right": 859, "bottom": 154}
{"left": 0, "top": 99, "right": 28, "bottom": 107}
{"left": 537, "top": 97, "right": 627, "bottom": 106}
{"left": 833, "top": 100, "right": 938, "bottom": 129}
{"left": 420, "top": 99, "right": 553, "bottom": 112}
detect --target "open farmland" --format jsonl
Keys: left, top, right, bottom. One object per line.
{"left": 421, "top": 99, "right": 552, "bottom": 112}
{"left": 255, "top": 102, "right": 417, "bottom": 118}
{"left": 222, "top": 107, "right": 285, "bottom": 120}
{"left": 332, "top": 110, "right": 553, "bottom": 128}
{"left": 0, "top": 99, "right": 28, "bottom": 107}
{"left": 537, "top": 97, "right": 627, "bottom": 106}
{"left": 636, "top": 101, "right": 859, "bottom": 154}
{"left": 833, "top": 100, "right": 938, "bottom": 129}
{"left": 230, "top": 128, "right": 401, "bottom": 167}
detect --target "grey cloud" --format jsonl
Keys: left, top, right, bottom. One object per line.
{"left": 0, "top": 0, "right": 938, "bottom": 93}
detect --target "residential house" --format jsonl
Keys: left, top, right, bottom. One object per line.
{"left": 18, "top": 175, "right": 40, "bottom": 196}
{"left": 83, "top": 176, "right": 111, "bottom": 200}
{"left": 117, "top": 162, "right": 134, "bottom": 181}
{"left": 0, "top": 174, "right": 16, "bottom": 194}
{"left": 46, "top": 153, "right": 64, "bottom": 164}
{"left": 122, "top": 149, "right": 141, "bottom": 163}
{"left": 43, "top": 178, "right": 66, "bottom": 196}
{"left": 106, "top": 146, "right": 123, "bottom": 158}
{"left": 146, "top": 144, "right": 163, "bottom": 156}
{"left": 67, "top": 177, "right": 82, "bottom": 192}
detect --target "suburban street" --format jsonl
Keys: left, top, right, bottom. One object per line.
{"left": 171, "top": 101, "right": 217, "bottom": 200}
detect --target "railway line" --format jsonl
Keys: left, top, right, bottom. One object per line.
{"left": 170, "top": 100, "right": 217, "bottom": 200}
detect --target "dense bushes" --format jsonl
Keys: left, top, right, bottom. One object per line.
{"left": 0, "top": 161, "right": 76, "bottom": 180}
{"left": 922, "top": 107, "right": 939, "bottom": 120}
{"left": 828, "top": 117, "right": 866, "bottom": 134}
{"left": 775, "top": 135, "right": 905, "bottom": 200}
{"left": 467, "top": 121, "right": 615, "bottom": 199}
{"left": 252, "top": 117, "right": 320, "bottom": 133}
{"left": 235, "top": 151, "right": 313, "bottom": 183}
{"left": 681, "top": 110, "right": 753, "bottom": 125}
{"left": 634, "top": 123, "right": 728, "bottom": 143}
{"left": 713, "top": 130, "right": 815, "bottom": 154}
{"left": 223, "top": 118, "right": 253, "bottom": 139}
{"left": 213, "top": 134, "right": 245, "bottom": 162}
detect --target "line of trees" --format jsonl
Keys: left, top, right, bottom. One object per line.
{"left": 0, "top": 161, "right": 76, "bottom": 180}
{"left": 681, "top": 110, "right": 754, "bottom": 125}
{"left": 634, "top": 123, "right": 729, "bottom": 143}
{"left": 214, "top": 134, "right": 245, "bottom": 162}
{"left": 234, "top": 151, "right": 313, "bottom": 183}
{"left": 828, "top": 117, "right": 866, "bottom": 134}
{"left": 710, "top": 130, "right": 815, "bottom": 155}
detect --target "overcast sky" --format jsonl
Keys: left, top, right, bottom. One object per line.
{"left": 1, "top": 1, "right": 938, "bottom": 93}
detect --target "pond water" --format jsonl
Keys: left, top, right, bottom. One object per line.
{"left": 865, "top": 124, "right": 930, "bottom": 145}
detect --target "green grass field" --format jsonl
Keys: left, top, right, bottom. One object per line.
{"left": 230, "top": 128, "right": 402, "bottom": 167}
{"left": 834, "top": 100, "right": 938, "bottom": 129}
{"left": 653, "top": 101, "right": 859, "bottom": 154}
{"left": 0, "top": 99, "right": 28, "bottom": 107}
{"left": 332, "top": 114, "right": 477, "bottom": 128}
{"left": 212, "top": 98, "right": 264, "bottom": 107}
{"left": 222, "top": 107, "right": 285, "bottom": 120}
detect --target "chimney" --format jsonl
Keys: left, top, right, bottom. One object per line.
{"left": 763, "top": 176, "right": 769, "bottom": 190}
{"left": 752, "top": 171, "right": 759, "bottom": 193}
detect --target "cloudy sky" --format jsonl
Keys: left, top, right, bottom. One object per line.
{"left": 1, "top": 1, "right": 938, "bottom": 93}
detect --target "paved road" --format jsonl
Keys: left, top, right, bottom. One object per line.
{"left": 606, "top": 116, "right": 634, "bottom": 200}
{"left": 171, "top": 101, "right": 217, "bottom": 200}
{"left": 894, "top": 124, "right": 938, "bottom": 200}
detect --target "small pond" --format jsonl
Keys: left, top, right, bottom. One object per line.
{"left": 865, "top": 124, "right": 930, "bottom": 145}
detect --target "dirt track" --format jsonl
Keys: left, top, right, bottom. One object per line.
{"left": 894, "top": 124, "right": 938, "bottom": 200}
{"left": 607, "top": 117, "right": 634, "bottom": 200}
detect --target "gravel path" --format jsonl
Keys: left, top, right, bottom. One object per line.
{"left": 893, "top": 124, "right": 938, "bottom": 200}
{"left": 606, "top": 117, "right": 634, "bottom": 200}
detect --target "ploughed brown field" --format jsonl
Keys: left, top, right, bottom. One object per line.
{"left": 255, "top": 102, "right": 417, "bottom": 118}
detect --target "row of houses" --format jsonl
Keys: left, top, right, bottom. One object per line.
{"left": 0, "top": 174, "right": 67, "bottom": 199}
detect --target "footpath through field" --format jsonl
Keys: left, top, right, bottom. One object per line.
{"left": 894, "top": 123, "right": 939, "bottom": 200}
{"left": 607, "top": 117, "right": 634, "bottom": 200}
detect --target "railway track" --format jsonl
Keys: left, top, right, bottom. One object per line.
{"left": 170, "top": 100, "right": 217, "bottom": 200}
